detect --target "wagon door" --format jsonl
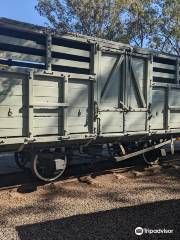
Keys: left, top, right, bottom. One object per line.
{"left": 67, "top": 78, "right": 93, "bottom": 134}
{"left": 97, "top": 51, "right": 124, "bottom": 133}
{"left": 96, "top": 50, "right": 148, "bottom": 134}
{"left": 124, "top": 56, "right": 147, "bottom": 132}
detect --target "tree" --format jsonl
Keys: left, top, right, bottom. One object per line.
{"left": 123, "top": 0, "right": 160, "bottom": 48}
{"left": 35, "top": 0, "right": 130, "bottom": 42}
{"left": 35, "top": 0, "right": 180, "bottom": 55}
{"left": 153, "top": 0, "right": 180, "bottom": 55}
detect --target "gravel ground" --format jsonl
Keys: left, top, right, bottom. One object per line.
{"left": 0, "top": 155, "right": 179, "bottom": 240}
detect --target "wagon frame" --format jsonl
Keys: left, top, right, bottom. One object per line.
{"left": 0, "top": 18, "right": 179, "bottom": 181}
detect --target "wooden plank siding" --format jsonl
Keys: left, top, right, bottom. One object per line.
{"left": 0, "top": 18, "right": 180, "bottom": 145}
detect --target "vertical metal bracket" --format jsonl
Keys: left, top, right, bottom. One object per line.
{"left": 63, "top": 75, "right": 69, "bottom": 136}
{"left": 146, "top": 54, "right": 153, "bottom": 132}
{"left": 90, "top": 43, "right": 95, "bottom": 75}
{"left": 165, "top": 86, "right": 170, "bottom": 130}
{"left": 176, "top": 58, "right": 180, "bottom": 85}
{"left": 46, "top": 33, "right": 52, "bottom": 71}
{"left": 28, "top": 70, "right": 34, "bottom": 138}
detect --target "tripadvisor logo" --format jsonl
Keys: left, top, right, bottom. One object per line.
{"left": 135, "top": 227, "right": 173, "bottom": 235}
{"left": 135, "top": 227, "right": 143, "bottom": 236}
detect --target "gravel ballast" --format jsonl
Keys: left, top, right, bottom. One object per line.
{"left": 0, "top": 158, "right": 179, "bottom": 240}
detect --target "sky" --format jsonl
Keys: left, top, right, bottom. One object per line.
{"left": 0, "top": 0, "right": 47, "bottom": 26}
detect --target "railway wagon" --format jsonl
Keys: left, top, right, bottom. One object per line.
{"left": 0, "top": 18, "right": 180, "bottom": 181}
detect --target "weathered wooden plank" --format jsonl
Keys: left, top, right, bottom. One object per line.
{"left": 126, "top": 112, "right": 146, "bottom": 131}
{"left": 0, "top": 84, "right": 25, "bottom": 96}
{"left": 0, "top": 51, "right": 45, "bottom": 63}
{"left": 33, "top": 96, "right": 59, "bottom": 104}
{"left": 52, "top": 45, "right": 90, "bottom": 58}
{"left": 101, "top": 112, "right": 123, "bottom": 133}
{"left": 101, "top": 55, "right": 124, "bottom": 99}
{"left": 131, "top": 58, "right": 145, "bottom": 81}
{"left": 34, "top": 110, "right": 62, "bottom": 117}
{"left": 68, "top": 125, "right": 88, "bottom": 133}
{"left": 34, "top": 117, "right": 60, "bottom": 128}
{"left": 68, "top": 116, "right": 87, "bottom": 125}
{"left": 52, "top": 58, "right": 90, "bottom": 69}
{"left": 0, "top": 128, "right": 23, "bottom": 137}
{"left": 34, "top": 127, "right": 58, "bottom": 136}
{"left": 68, "top": 107, "right": 87, "bottom": 117}
{"left": 35, "top": 70, "right": 94, "bottom": 80}
{"left": 169, "top": 90, "right": 180, "bottom": 106}
{"left": 0, "top": 95, "right": 26, "bottom": 105}
{"left": 131, "top": 63, "right": 146, "bottom": 108}
{"left": 153, "top": 62, "right": 175, "bottom": 70}
{"left": 68, "top": 87, "right": 88, "bottom": 98}
{"left": 69, "top": 81, "right": 89, "bottom": 89}
{"left": 153, "top": 53, "right": 177, "bottom": 60}
{"left": 0, "top": 35, "right": 45, "bottom": 50}
{"left": 153, "top": 72, "right": 175, "bottom": 79}
{"left": 33, "top": 79, "right": 59, "bottom": 87}
{"left": 150, "top": 123, "right": 164, "bottom": 130}
{"left": 33, "top": 85, "right": 59, "bottom": 97}
{"left": 34, "top": 125, "right": 89, "bottom": 135}
{"left": 0, "top": 73, "right": 27, "bottom": 86}
{"left": 34, "top": 108, "right": 88, "bottom": 118}
{"left": 170, "top": 112, "right": 180, "bottom": 128}
{"left": 0, "top": 106, "right": 27, "bottom": 117}
{"left": 68, "top": 98, "right": 88, "bottom": 108}
{"left": 0, "top": 117, "right": 25, "bottom": 128}
{"left": 34, "top": 116, "right": 87, "bottom": 128}
{"left": 33, "top": 102, "right": 69, "bottom": 107}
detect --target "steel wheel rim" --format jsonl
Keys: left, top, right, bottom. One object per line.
{"left": 32, "top": 154, "right": 67, "bottom": 182}
{"left": 142, "top": 151, "right": 160, "bottom": 165}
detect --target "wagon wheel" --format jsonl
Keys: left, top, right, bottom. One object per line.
{"left": 31, "top": 151, "right": 67, "bottom": 182}
{"left": 142, "top": 149, "right": 160, "bottom": 165}
{"left": 15, "top": 151, "right": 30, "bottom": 170}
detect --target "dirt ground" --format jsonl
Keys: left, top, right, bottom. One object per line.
{"left": 0, "top": 154, "right": 179, "bottom": 240}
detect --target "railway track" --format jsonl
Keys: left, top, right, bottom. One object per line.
{"left": 0, "top": 152, "right": 179, "bottom": 192}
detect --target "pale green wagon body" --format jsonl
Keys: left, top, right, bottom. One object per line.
{"left": 0, "top": 18, "right": 180, "bottom": 152}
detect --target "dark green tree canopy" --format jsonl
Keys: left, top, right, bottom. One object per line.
{"left": 36, "top": 0, "right": 129, "bottom": 42}
{"left": 36, "top": 0, "right": 180, "bottom": 55}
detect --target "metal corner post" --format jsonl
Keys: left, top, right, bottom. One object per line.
{"left": 63, "top": 75, "right": 69, "bottom": 136}
{"left": 46, "top": 33, "right": 52, "bottom": 71}
{"left": 146, "top": 54, "right": 153, "bottom": 132}
{"left": 28, "top": 70, "right": 34, "bottom": 138}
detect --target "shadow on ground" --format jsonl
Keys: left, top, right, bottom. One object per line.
{"left": 16, "top": 199, "right": 180, "bottom": 240}
{"left": 0, "top": 154, "right": 146, "bottom": 190}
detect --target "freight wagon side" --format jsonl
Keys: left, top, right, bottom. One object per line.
{"left": 94, "top": 46, "right": 180, "bottom": 138}
{"left": 0, "top": 18, "right": 180, "bottom": 181}
{"left": 0, "top": 18, "right": 95, "bottom": 151}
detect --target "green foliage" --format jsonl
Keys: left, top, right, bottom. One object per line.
{"left": 154, "top": 0, "right": 180, "bottom": 54}
{"left": 35, "top": 0, "right": 180, "bottom": 55}
{"left": 36, "top": 0, "right": 129, "bottom": 42}
{"left": 123, "top": 0, "right": 161, "bottom": 48}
